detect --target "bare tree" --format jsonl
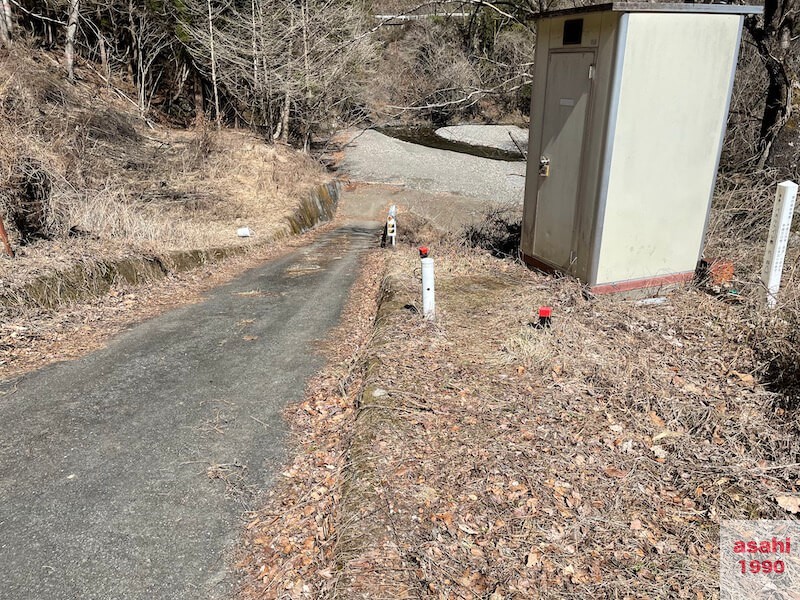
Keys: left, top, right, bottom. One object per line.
{"left": 206, "top": 0, "right": 220, "bottom": 127}
{"left": 124, "top": 0, "right": 172, "bottom": 116}
{"left": 0, "top": 0, "right": 13, "bottom": 47}
{"left": 744, "top": 0, "right": 799, "bottom": 169}
{"left": 65, "top": 0, "right": 79, "bottom": 81}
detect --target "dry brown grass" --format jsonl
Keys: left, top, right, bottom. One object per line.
{"left": 323, "top": 245, "right": 800, "bottom": 599}
{"left": 705, "top": 171, "right": 800, "bottom": 410}
{"left": 237, "top": 208, "right": 800, "bottom": 598}
{"left": 0, "top": 45, "right": 326, "bottom": 292}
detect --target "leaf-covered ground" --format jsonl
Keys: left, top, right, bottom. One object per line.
{"left": 240, "top": 244, "right": 800, "bottom": 599}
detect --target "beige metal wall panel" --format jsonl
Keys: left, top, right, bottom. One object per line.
{"left": 521, "top": 19, "right": 551, "bottom": 257}
{"left": 522, "top": 12, "right": 618, "bottom": 279}
{"left": 595, "top": 13, "right": 741, "bottom": 285}
{"left": 574, "top": 11, "right": 620, "bottom": 280}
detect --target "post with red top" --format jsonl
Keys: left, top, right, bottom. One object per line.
{"left": 419, "top": 246, "right": 435, "bottom": 320}
{"left": 536, "top": 306, "right": 552, "bottom": 329}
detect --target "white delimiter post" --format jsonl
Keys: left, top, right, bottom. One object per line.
{"left": 421, "top": 257, "right": 435, "bottom": 319}
{"left": 761, "top": 180, "right": 798, "bottom": 308}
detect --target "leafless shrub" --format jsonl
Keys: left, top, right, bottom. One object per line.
{"left": 370, "top": 20, "right": 481, "bottom": 123}
{"left": 80, "top": 109, "right": 142, "bottom": 143}
{"left": 4, "top": 158, "right": 55, "bottom": 243}
{"left": 461, "top": 203, "right": 521, "bottom": 258}
{"left": 721, "top": 43, "right": 769, "bottom": 171}
{"left": 705, "top": 172, "right": 800, "bottom": 413}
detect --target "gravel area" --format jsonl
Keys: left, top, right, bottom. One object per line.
{"left": 339, "top": 129, "right": 526, "bottom": 205}
{"left": 435, "top": 124, "right": 528, "bottom": 154}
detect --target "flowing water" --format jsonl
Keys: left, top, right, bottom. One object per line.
{"left": 375, "top": 126, "right": 525, "bottom": 162}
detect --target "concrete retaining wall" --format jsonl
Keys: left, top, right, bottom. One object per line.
{"left": 1, "top": 181, "right": 340, "bottom": 312}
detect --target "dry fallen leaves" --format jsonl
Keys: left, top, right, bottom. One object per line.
{"left": 603, "top": 467, "right": 629, "bottom": 478}
{"left": 241, "top": 241, "right": 800, "bottom": 600}
{"left": 775, "top": 495, "right": 800, "bottom": 514}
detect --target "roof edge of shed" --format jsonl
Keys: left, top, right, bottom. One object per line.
{"left": 536, "top": 3, "right": 763, "bottom": 20}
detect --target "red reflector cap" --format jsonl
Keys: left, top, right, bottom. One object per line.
{"left": 538, "top": 306, "right": 552, "bottom": 318}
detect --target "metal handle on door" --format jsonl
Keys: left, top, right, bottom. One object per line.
{"left": 539, "top": 156, "right": 550, "bottom": 177}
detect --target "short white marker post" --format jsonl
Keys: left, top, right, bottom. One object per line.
{"left": 761, "top": 180, "right": 798, "bottom": 308}
{"left": 421, "top": 257, "right": 435, "bottom": 319}
{"left": 386, "top": 215, "right": 397, "bottom": 247}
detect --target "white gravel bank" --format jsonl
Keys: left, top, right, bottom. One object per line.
{"left": 339, "top": 129, "right": 526, "bottom": 205}
{"left": 435, "top": 124, "right": 528, "bottom": 154}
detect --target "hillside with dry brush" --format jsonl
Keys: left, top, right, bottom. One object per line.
{"left": 0, "top": 46, "right": 326, "bottom": 293}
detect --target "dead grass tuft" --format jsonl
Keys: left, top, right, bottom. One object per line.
{"left": 318, "top": 245, "right": 798, "bottom": 598}
{"left": 396, "top": 211, "right": 451, "bottom": 247}
{"left": 498, "top": 326, "right": 558, "bottom": 375}
{"left": 461, "top": 203, "right": 522, "bottom": 258}
{"left": 0, "top": 45, "right": 327, "bottom": 293}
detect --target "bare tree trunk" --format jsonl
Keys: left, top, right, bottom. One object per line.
{"left": 745, "top": 0, "right": 798, "bottom": 169}
{"left": 0, "top": 0, "right": 12, "bottom": 48}
{"left": 65, "top": 0, "right": 79, "bottom": 82}
{"left": 98, "top": 35, "right": 109, "bottom": 86}
{"left": 127, "top": 1, "right": 145, "bottom": 115}
{"left": 137, "top": 19, "right": 146, "bottom": 114}
{"left": 279, "top": 90, "right": 290, "bottom": 143}
{"left": 94, "top": 6, "right": 110, "bottom": 85}
{"left": 302, "top": 0, "right": 310, "bottom": 100}
{"left": 194, "top": 70, "right": 205, "bottom": 125}
{"left": 755, "top": 57, "right": 791, "bottom": 170}
{"left": 255, "top": 0, "right": 271, "bottom": 135}
{"left": 251, "top": 0, "right": 258, "bottom": 97}
{"left": 206, "top": 0, "right": 221, "bottom": 128}
{"left": 0, "top": 14, "right": 9, "bottom": 48}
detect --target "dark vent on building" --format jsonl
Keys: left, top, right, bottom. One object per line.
{"left": 563, "top": 19, "right": 583, "bottom": 45}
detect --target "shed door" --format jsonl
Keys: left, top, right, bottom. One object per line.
{"left": 534, "top": 51, "right": 595, "bottom": 269}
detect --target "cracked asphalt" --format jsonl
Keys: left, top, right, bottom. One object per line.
{"left": 0, "top": 222, "right": 378, "bottom": 600}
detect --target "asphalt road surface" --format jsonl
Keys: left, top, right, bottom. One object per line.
{"left": 0, "top": 222, "right": 378, "bottom": 600}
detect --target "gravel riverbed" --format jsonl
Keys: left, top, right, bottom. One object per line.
{"left": 339, "top": 129, "right": 526, "bottom": 205}
{"left": 435, "top": 124, "right": 528, "bottom": 155}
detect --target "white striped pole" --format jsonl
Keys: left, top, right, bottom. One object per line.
{"left": 421, "top": 257, "right": 435, "bottom": 319}
{"left": 761, "top": 180, "right": 798, "bottom": 308}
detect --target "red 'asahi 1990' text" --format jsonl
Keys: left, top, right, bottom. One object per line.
{"left": 733, "top": 537, "right": 790, "bottom": 575}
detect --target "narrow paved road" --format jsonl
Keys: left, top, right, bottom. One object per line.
{"left": 0, "top": 222, "right": 378, "bottom": 600}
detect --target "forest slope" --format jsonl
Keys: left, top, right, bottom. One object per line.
{"left": 0, "top": 46, "right": 326, "bottom": 294}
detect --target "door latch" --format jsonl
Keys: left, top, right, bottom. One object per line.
{"left": 539, "top": 156, "right": 550, "bottom": 177}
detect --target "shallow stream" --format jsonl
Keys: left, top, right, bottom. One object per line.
{"left": 375, "top": 126, "right": 525, "bottom": 162}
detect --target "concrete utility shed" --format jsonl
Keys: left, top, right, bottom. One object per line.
{"left": 521, "top": 2, "right": 762, "bottom": 294}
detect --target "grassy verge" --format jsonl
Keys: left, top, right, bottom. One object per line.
{"left": 327, "top": 244, "right": 800, "bottom": 598}
{"left": 239, "top": 222, "right": 800, "bottom": 598}
{"left": 237, "top": 249, "right": 387, "bottom": 599}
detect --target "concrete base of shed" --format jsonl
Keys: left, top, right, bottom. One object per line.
{"left": 521, "top": 253, "right": 695, "bottom": 296}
